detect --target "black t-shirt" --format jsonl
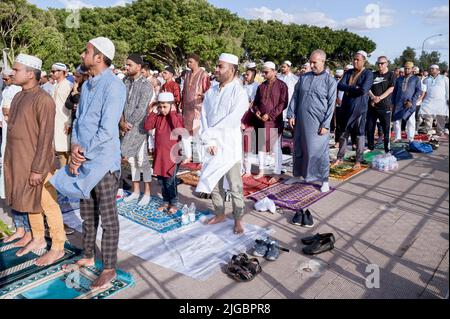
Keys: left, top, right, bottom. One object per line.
{"left": 371, "top": 71, "right": 396, "bottom": 109}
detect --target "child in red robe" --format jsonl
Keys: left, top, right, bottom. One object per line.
{"left": 144, "top": 92, "right": 184, "bottom": 214}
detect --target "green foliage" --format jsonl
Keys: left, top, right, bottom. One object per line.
{"left": 2, "top": 0, "right": 378, "bottom": 72}
{"left": 393, "top": 46, "right": 448, "bottom": 72}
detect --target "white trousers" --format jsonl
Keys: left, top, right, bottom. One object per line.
{"left": 258, "top": 135, "right": 282, "bottom": 175}
{"left": 394, "top": 112, "right": 415, "bottom": 141}
{"left": 128, "top": 141, "right": 152, "bottom": 182}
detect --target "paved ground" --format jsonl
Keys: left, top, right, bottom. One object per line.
{"left": 1, "top": 139, "right": 448, "bottom": 299}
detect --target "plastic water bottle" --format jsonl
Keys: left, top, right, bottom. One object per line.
{"left": 188, "top": 202, "right": 196, "bottom": 223}
{"left": 181, "top": 205, "right": 189, "bottom": 225}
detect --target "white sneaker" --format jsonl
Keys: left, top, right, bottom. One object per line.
{"left": 320, "top": 182, "right": 330, "bottom": 193}
{"left": 124, "top": 192, "right": 140, "bottom": 202}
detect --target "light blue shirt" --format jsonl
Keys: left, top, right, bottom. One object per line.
{"left": 50, "top": 68, "right": 126, "bottom": 199}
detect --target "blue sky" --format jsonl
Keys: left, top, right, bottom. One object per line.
{"left": 29, "top": 0, "right": 449, "bottom": 64}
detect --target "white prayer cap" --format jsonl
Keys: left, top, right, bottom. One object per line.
{"left": 282, "top": 60, "right": 292, "bottom": 67}
{"left": 399, "top": 67, "right": 405, "bottom": 72}
{"left": 335, "top": 69, "right": 344, "bottom": 76}
{"left": 263, "top": 61, "right": 276, "bottom": 70}
{"left": 89, "top": 36, "right": 115, "bottom": 60}
{"left": 158, "top": 92, "right": 174, "bottom": 102}
{"left": 41, "top": 70, "right": 47, "bottom": 77}
{"left": 356, "top": 50, "right": 368, "bottom": 59}
{"left": 345, "top": 64, "right": 353, "bottom": 70}
{"left": 52, "top": 62, "right": 67, "bottom": 71}
{"left": 219, "top": 53, "right": 239, "bottom": 65}
{"left": 430, "top": 64, "right": 440, "bottom": 69}
{"left": 109, "top": 64, "right": 115, "bottom": 69}
{"left": 15, "top": 53, "right": 42, "bottom": 70}
{"left": 302, "top": 62, "right": 310, "bottom": 68}
{"left": 412, "top": 66, "right": 420, "bottom": 72}
{"left": 246, "top": 62, "right": 257, "bottom": 69}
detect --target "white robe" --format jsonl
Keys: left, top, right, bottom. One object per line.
{"left": 278, "top": 72, "right": 299, "bottom": 120}
{"left": 52, "top": 78, "right": 72, "bottom": 152}
{"left": 243, "top": 82, "right": 259, "bottom": 103}
{"left": 196, "top": 80, "right": 248, "bottom": 194}
{"left": 420, "top": 75, "right": 449, "bottom": 116}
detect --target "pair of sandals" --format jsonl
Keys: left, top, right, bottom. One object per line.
{"left": 225, "top": 253, "right": 262, "bottom": 282}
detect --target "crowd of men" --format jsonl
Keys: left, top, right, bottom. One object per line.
{"left": 0, "top": 36, "right": 448, "bottom": 289}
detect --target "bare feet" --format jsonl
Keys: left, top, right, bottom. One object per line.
{"left": 268, "top": 176, "right": 280, "bottom": 184}
{"left": 331, "top": 159, "right": 343, "bottom": 167}
{"left": 158, "top": 204, "right": 169, "bottom": 212}
{"left": 233, "top": 219, "right": 244, "bottom": 234}
{"left": 2, "top": 227, "right": 25, "bottom": 243}
{"left": 352, "top": 162, "right": 362, "bottom": 170}
{"left": 91, "top": 269, "right": 116, "bottom": 289}
{"left": 205, "top": 214, "right": 226, "bottom": 225}
{"left": 35, "top": 249, "right": 65, "bottom": 266}
{"left": 12, "top": 231, "right": 32, "bottom": 248}
{"left": 62, "top": 257, "right": 95, "bottom": 272}
{"left": 16, "top": 238, "right": 47, "bottom": 257}
{"left": 168, "top": 205, "right": 178, "bottom": 215}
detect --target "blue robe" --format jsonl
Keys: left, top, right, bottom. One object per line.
{"left": 287, "top": 71, "right": 337, "bottom": 182}
{"left": 392, "top": 75, "right": 422, "bottom": 121}
{"left": 337, "top": 69, "right": 373, "bottom": 136}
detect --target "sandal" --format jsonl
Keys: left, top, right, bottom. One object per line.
{"left": 225, "top": 264, "right": 254, "bottom": 282}
{"left": 230, "top": 253, "right": 262, "bottom": 276}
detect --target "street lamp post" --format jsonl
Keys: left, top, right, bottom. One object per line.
{"left": 421, "top": 33, "right": 444, "bottom": 55}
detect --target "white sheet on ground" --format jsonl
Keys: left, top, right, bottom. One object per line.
{"left": 63, "top": 210, "right": 271, "bottom": 281}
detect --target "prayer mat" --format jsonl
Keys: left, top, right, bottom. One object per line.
{"left": 57, "top": 192, "right": 80, "bottom": 214}
{"left": 177, "top": 170, "right": 200, "bottom": 187}
{"left": 117, "top": 194, "right": 209, "bottom": 233}
{"left": 249, "top": 182, "right": 335, "bottom": 212}
{"left": 0, "top": 221, "right": 13, "bottom": 238}
{"left": 243, "top": 175, "right": 283, "bottom": 197}
{"left": 329, "top": 162, "right": 369, "bottom": 181}
{"left": 0, "top": 240, "right": 81, "bottom": 288}
{"left": 389, "top": 132, "right": 430, "bottom": 141}
{"left": 179, "top": 162, "right": 202, "bottom": 172}
{"left": 375, "top": 141, "right": 409, "bottom": 151}
{"left": 0, "top": 261, "right": 134, "bottom": 299}
{"left": 363, "top": 150, "right": 385, "bottom": 163}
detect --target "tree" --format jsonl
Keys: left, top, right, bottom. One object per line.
{"left": 393, "top": 46, "right": 419, "bottom": 68}
{"left": 392, "top": 47, "right": 448, "bottom": 71}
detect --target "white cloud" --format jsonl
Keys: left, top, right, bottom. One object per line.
{"left": 412, "top": 5, "right": 449, "bottom": 25}
{"left": 246, "top": 4, "right": 394, "bottom": 31}
{"left": 57, "top": 0, "right": 94, "bottom": 9}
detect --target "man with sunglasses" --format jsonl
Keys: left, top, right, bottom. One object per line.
{"left": 367, "top": 56, "right": 395, "bottom": 152}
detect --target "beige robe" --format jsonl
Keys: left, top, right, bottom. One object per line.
{"left": 181, "top": 69, "right": 210, "bottom": 134}
{"left": 4, "top": 86, "right": 56, "bottom": 212}
{"left": 53, "top": 78, "right": 71, "bottom": 152}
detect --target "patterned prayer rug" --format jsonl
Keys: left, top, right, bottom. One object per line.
{"left": 363, "top": 150, "right": 385, "bottom": 163}
{"left": 179, "top": 162, "right": 202, "bottom": 172}
{"left": 0, "top": 240, "right": 81, "bottom": 288}
{"left": 388, "top": 132, "right": 430, "bottom": 141}
{"left": 375, "top": 141, "right": 410, "bottom": 151}
{"left": 329, "top": 162, "right": 369, "bottom": 181}
{"left": 0, "top": 260, "right": 134, "bottom": 299}
{"left": 248, "top": 182, "right": 335, "bottom": 211}
{"left": 117, "top": 195, "right": 209, "bottom": 233}
{"left": 177, "top": 171, "right": 200, "bottom": 187}
{"left": 243, "top": 175, "right": 283, "bottom": 197}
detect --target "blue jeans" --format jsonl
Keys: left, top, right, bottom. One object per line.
{"left": 12, "top": 209, "right": 31, "bottom": 232}
{"left": 157, "top": 165, "right": 179, "bottom": 206}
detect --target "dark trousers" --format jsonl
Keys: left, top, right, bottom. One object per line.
{"left": 80, "top": 171, "right": 120, "bottom": 269}
{"left": 158, "top": 165, "right": 179, "bottom": 206}
{"left": 366, "top": 107, "right": 391, "bottom": 152}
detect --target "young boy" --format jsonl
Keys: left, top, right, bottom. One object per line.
{"left": 144, "top": 92, "right": 184, "bottom": 214}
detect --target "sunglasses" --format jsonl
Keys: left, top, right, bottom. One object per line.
{"left": 377, "top": 62, "right": 387, "bottom": 65}
{"left": 51, "top": 70, "right": 61, "bottom": 73}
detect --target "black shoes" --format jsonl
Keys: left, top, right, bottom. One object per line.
{"left": 301, "top": 233, "right": 335, "bottom": 255}
{"left": 292, "top": 209, "right": 314, "bottom": 227}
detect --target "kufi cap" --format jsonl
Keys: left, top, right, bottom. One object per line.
{"left": 302, "top": 62, "right": 310, "bottom": 68}
{"left": 400, "top": 67, "right": 405, "bottom": 72}
{"left": 412, "top": 66, "right": 420, "bottom": 72}
{"left": 89, "top": 37, "right": 115, "bottom": 60}
{"left": 263, "top": 61, "right": 276, "bottom": 70}
{"left": 282, "top": 60, "right": 292, "bottom": 67}
{"left": 246, "top": 62, "right": 257, "bottom": 69}
{"left": 15, "top": 53, "right": 42, "bottom": 70}
{"left": 404, "top": 61, "right": 414, "bottom": 68}
{"left": 127, "top": 53, "right": 144, "bottom": 65}
{"left": 219, "top": 53, "right": 239, "bottom": 65}
{"left": 356, "top": 50, "right": 368, "bottom": 59}
{"left": 335, "top": 69, "right": 344, "bottom": 76}
{"left": 345, "top": 64, "right": 353, "bottom": 70}
{"left": 430, "top": 64, "right": 440, "bottom": 69}
{"left": 109, "top": 64, "right": 115, "bottom": 69}
{"left": 52, "top": 62, "right": 67, "bottom": 71}
{"left": 2, "top": 68, "right": 13, "bottom": 77}
{"left": 158, "top": 92, "right": 174, "bottom": 102}
{"left": 41, "top": 70, "right": 47, "bottom": 77}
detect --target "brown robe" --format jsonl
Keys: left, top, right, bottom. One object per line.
{"left": 4, "top": 85, "right": 56, "bottom": 213}
{"left": 181, "top": 69, "right": 210, "bottom": 134}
